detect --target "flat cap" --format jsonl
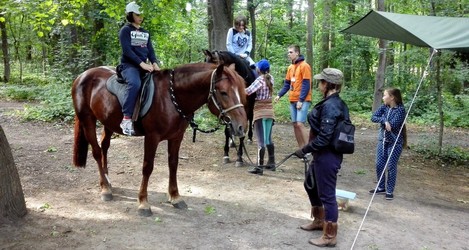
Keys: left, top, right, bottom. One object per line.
{"left": 313, "top": 68, "right": 344, "bottom": 85}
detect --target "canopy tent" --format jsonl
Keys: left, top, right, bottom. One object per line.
{"left": 342, "top": 10, "right": 469, "bottom": 53}
{"left": 342, "top": 11, "right": 469, "bottom": 249}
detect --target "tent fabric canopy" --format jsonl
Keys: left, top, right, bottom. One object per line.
{"left": 342, "top": 10, "right": 469, "bottom": 52}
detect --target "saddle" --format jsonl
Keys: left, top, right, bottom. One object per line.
{"left": 106, "top": 69, "right": 155, "bottom": 120}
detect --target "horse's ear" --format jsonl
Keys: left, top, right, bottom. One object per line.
{"left": 228, "top": 63, "right": 236, "bottom": 71}
{"left": 203, "top": 50, "right": 211, "bottom": 62}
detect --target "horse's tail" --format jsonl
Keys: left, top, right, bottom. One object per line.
{"left": 72, "top": 115, "right": 89, "bottom": 168}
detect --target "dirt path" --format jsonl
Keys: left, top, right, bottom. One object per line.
{"left": 0, "top": 101, "right": 468, "bottom": 250}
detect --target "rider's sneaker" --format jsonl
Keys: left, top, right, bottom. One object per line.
{"left": 120, "top": 119, "right": 135, "bottom": 136}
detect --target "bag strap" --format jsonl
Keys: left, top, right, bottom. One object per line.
{"left": 340, "top": 99, "right": 351, "bottom": 121}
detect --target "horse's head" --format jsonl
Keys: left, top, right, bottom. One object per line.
{"left": 207, "top": 64, "right": 248, "bottom": 137}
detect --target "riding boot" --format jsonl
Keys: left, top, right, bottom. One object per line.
{"left": 309, "top": 221, "right": 338, "bottom": 247}
{"left": 264, "top": 144, "right": 276, "bottom": 171}
{"left": 300, "top": 206, "right": 324, "bottom": 231}
{"left": 248, "top": 147, "right": 265, "bottom": 175}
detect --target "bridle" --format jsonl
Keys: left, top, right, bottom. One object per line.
{"left": 169, "top": 67, "right": 244, "bottom": 133}
{"left": 207, "top": 68, "right": 244, "bottom": 125}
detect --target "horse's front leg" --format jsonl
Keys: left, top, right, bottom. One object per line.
{"left": 247, "top": 118, "right": 253, "bottom": 144}
{"left": 137, "top": 136, "right": 159, "bottom": 217}
{"left": 235, "top": 136, "right": 245, "bottom": 167}
{"left": 167, "top": 137, "right": 187, "bottom": 209}
{"left": 223, "top": 126, "right": 231, "bottom": 164}
{"left": 99, "top": 127, "right": 114, "bottom": 201}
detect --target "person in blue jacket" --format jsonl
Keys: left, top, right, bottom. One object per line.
{"left": 119, "top": 1, "right": 160, "bottom": 136}
{"left": 369, "top": 88, "right": 407, "bottom": 200}
{"left": 293, "top": 68, "right": 348, "bottom": 247}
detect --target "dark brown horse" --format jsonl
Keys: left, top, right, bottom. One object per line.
{"left": 204, "top": 50, "right": 257, "bottom": 166}
{"left": 72, "top": 63, "right": 247, "bottom": 216}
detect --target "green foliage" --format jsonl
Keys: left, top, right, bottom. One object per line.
{"left": 413, "top": 144, "right": 469, "bottom": 167}
{"left": 354, "top": 169, "right": 367, "bottom": 175}
{"left": 442, "top": 94, "right": 469, "bottom": 127}
{"left": 204, "top": 205, "right": 216, "bottom": 215}
{"left": 408, "top": 91, "right": 469, "bottom": 127}
{"left": 341, "top": 88, "right": 373, "bottom": 113}
{"left": 0, "top": 85, "right": 40, "bottom": 101}
{"left": 20, "top": 82, "right": 75, "bottom": 123}
{"left": 193, "top": 106, "right": 223, "bottom": 131}
{"left": 272, "top": 95, "right": 291, "bottom": 123}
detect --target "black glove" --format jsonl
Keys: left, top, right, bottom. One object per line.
{"left": 294, "top": 148, "right": 306, "bottom": 159}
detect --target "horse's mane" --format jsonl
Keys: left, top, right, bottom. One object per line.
{"left": 213, "top": 51, "right": 256, "bottom": 87}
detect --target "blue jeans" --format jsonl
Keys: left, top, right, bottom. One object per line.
{"left": 121, "top": 63, "right": 143, "bottom": 117}
{"left": 289, "top": 101, "right": 311, "bottom": 123}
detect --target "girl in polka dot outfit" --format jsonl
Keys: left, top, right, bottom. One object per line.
{"left": 370, "top": 88, "right": 407, "bottom": 200}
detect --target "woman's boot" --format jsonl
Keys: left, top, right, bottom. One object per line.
{"left": 265, "top": 144, "right": 276, "bottom": 171}
{"left": 248, "top": 147, "right": 265, "bottom": 175}
{"left": 300, "top": 206, "right": 324, "bottom": 231}
{"left": 309, "top": 221, "right": 338, "bottom": 247}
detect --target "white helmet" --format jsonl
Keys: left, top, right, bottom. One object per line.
{"left": 125, "top": 2, "right": 142, "bottom": 15}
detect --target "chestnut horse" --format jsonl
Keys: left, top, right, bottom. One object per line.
{"left": 72, "top": 63, "right": 247, "bottom": 216}
{"left": 204, "top": 50, "right": 256, "bottom": 167}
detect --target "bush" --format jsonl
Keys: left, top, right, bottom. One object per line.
{"left": 20, "top": 82, "right": 75, "bottom": 123}
{"left": 413, "top": 144, "right": 469, "bottom": 167}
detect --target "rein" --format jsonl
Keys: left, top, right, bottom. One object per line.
{"left": 168, "top": 68, "right": 244, "bottom": 142}
{"left": 229, "top": 133, "right": 308, "bottom": 172}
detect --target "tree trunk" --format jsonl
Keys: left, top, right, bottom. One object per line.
{"left": 320, "top": 1, "right": 331, "bottom": 69}
{"left": 429, "top": 1, "right": 444, "bottom": 154}
{"left": 207, "top": 0, "right": 233, "bottom": 51}
{"left": 306, "top": 0, "right": 314, "bottom": 69}
{"left": 343, "top": 1, "right": 355, "bottom": 84}
{"left": 91, "top": 1, "right": 105, "bottom": 67}
{"left": 247, "top": 0, "right": 256, "bottom": 61}
{"left": 372, "top": 0, "right": 386, "bottom": 112}
{"left": 0, "top": 12, "right": 10, "bottom": 82}
{"left": 0, "top": 125, "right": 27, "bottom": 221}
{"left": 287, "top": 0, "right": 294, "bottom": 29}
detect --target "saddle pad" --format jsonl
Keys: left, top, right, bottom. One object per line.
{"left": 106, "top": 74, "right": 155, "bottom": 118}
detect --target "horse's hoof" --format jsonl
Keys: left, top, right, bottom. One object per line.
{"left": 235, "top": 161, "right": 244, "bottom": 167}
{"left": 247, "top": 139, "right": 253, "bottom": 145}
{"left": 101, "top": 192, "right": 113, "bottom": 201}
{"left": 223, "top": 157, "right": 231, "bottom": 164}
{"left": 138, "top": 208, "right": 153, "bottom": 217}
{"left": 172, "top": 200, "right": 188, "bottom": 209}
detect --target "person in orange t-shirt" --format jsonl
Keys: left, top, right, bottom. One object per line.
{"left": 275, "top": 45, "right": 312, "bottom": 148}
